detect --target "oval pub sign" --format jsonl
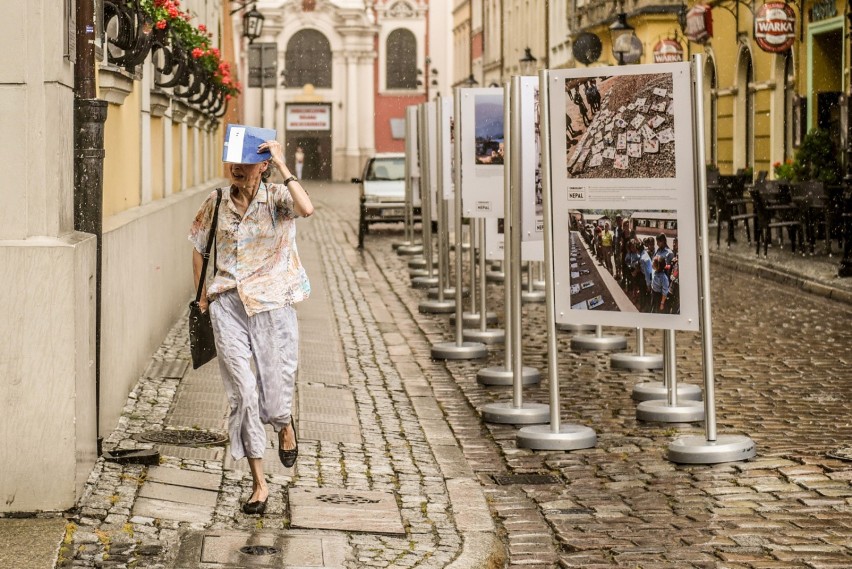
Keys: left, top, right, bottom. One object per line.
{"left": 653, "top": 39, "right": 684, "bottom": 63}
{"left": 754, "top": 2, "right": 796, "bottom": 53}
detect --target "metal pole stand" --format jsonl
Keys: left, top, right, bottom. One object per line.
{"left": 517, "top": 70, "right": 596, "bottom": 450}
{"left": 408, "top": 256, "right": 435, "bottom": 269}
{"left": 432, "top": 91, "right": 488, "bottom": 361}
{"left": 481, "top": 77, "right": 547, "bottom": 420}
{"left": 570, "top": 325, "right": 627, "bottom": 351}
{"left": 520, "top": 261, "right": 545, "bottom": 303}
{"left": 667, "top": 54, "right": 755, "bottom": 464}
{"left": 611, "top": 327, "right": 664, "bottom": 370}
{"left": 413, "top": 103, "right": 441, "bottom": 291}
{"left": 397, "top": 243, "right": 423, "bottom": 255}
{"left": 532, "top": 261, "right": 546, "bottom": 290}
{"left": 635, "top": 330, "right": 704, "bottom": 422}
{"left": 464, "top": 219, "right": 505, "bottom": 344}
{"left": 556, "top": 322, "right": 596, "bottom": 333}
{"left": 419, "top": 100, "right": 454, "bottom": 314}
{"left": 486, "top": 261, "right": 505, "bottom": 283}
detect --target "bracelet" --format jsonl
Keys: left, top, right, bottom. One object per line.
{"left": 282, "top": 176, "right": 298, "bottom": 186}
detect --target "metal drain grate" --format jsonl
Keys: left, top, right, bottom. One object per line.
{"left": 493, "top": 473, "right": 562, "bottom": 486}
{"left": 316, "top": 493, "right": 381, "bottom": 506}
{"left": 239, "top": 545, "right": 279, "bottom": 556}
{"left": 827, "top": 447, "right": 852, "bottom": 462}
{"left": 135, "top": 429, "right": 228, "bottom": 446}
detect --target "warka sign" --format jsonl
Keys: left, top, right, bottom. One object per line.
{"left": 754, "top": 2, "right": 796, "bottom": 53}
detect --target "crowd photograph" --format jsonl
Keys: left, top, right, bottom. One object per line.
{"left": 569, "top": 209, "right": 680, "bottom": 314}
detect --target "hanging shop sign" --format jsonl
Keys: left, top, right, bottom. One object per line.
{"left": 653, "top": 39, "right": 684, "bottom": 63}
{"left": 755, "top": 2, "right": 796, "bottom": 53}
{"left": 684, "top": 4, "right": 713, "bottom": 44}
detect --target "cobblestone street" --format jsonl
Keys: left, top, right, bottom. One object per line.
{"left": 328, "top": 181, "right": 852, "bottom": 569}
{"left": 52, "top": 181, "right": 851, "bottom": 569}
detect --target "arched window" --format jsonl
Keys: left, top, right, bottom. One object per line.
{"left": 386, "top": 29, "right": 417, "bottom": 89}
{"left": 736, "top": 47, "right": 755, "bottom": 170}
{"left": 783, "top": 52, "right": 794, "bottom": 159}
{"left": 285, "top": 30, "right": 332, "bottom": 88}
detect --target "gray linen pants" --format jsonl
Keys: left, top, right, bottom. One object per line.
{"left": 209, "top": 289, "right": 298, "bottom": 460}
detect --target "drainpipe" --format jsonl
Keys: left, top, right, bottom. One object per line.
{"left": 75, "top": 0, "right": 108, "bottom": 453}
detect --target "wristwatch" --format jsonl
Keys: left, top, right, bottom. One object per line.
{"left": 282, "top": 175, "right": 298, "bottom": 186}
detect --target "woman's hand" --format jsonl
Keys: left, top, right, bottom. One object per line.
{"left": 199, "top": 297, "right": 209, "bottom": 313}
{"left": 258, "top": 140, "right": 292, "bottom": 177}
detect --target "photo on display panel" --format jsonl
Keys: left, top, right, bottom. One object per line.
{"left": 534, "top": 88, "right": 543, "bottom": 217}
{"left": 567, "top": 209, "right": 680, "bottom": 315}
{"left": 565, "top": 73, "right": 675, "bottom": 179}
{"left": 474, "top": 94, "right": 505, "bottom": 165}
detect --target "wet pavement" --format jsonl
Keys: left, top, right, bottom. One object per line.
{"left": 6, "top": 180, "right": 851, "bottom": 569}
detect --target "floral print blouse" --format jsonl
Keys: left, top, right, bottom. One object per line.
{"left": 188, "top": 183, "right": 310, "bottom": 316}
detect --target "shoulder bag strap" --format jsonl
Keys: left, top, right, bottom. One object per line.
{"left": 195, "top": 188, "right": 223, "bottom": 303}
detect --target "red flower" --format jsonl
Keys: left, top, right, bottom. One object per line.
{"left": 226, "top": 94, "right": 232, "bottom": 101}
{"left": 154, "top": 0, "right": 167, "bottom": 7}
{"left": 192, "top": 47, "right": 204, "bottom": 58}
{"left": 198, "top": 24, "right": 207, "bottom": 32}
{"left": 155, "top": 19, "right": 167, "bottom": 29}
{"left": 167, "top": 6, "right": 179, "bottom": 18}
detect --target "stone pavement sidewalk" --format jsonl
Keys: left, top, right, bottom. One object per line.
{"left": 40, "top": 193, "right": 504, "bottom": 568}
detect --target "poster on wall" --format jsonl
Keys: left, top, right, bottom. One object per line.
{"left": 405, "top": 106, "right": 422, "bottom": 208}
{"left": 545, "top": 63, "right": 699, "bottom": 331}
{"left": 485, "top": 217, "right": 505, "bottom": 261}
{"left": 460, "top": 88, "right": 505, "bottom": 218}
{"left": 519, "top": 76, "right": 544, "bottom": 262}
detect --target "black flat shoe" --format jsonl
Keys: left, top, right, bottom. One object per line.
{"left": 241, "top": 497, "right": 267, "bottom": 515}
{"left": 279, "top": 418, "right": 298, "bottom": 468}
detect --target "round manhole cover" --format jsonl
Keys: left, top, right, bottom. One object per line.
{"left": 316, "top": 493, "right": 381, "bottom": 506}
{"left": 134, "top": 429, "right": 228, "bottom": 446}
{"left": 827, "top": 447, "right": 852, "bottom": 462}
{"left": 239, "top": 545, "right": 279, "bottom": 556}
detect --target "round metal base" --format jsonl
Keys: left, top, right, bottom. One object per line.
{"left": 516, "top": 424, "right": 597, "bottom": 450}
{"left": 411, "top": 275, "right": 439, "bottom": 289}
{"left": 667, "top": 434, "right": 757, "bottom": 464}
{"left": 571, "top": 334, "right": 628, "bottom": 351}
{"left": 427, "top": 287, "right": 469, "bottom": 300}
{"left": 477, "top": 365, "right": 541, "bottom": 386}
{"left": 431, "top": 341, "right": 489, "bottom": 360}
{"left": 397, "top": 244, "right": 424, "bottom": 256}
{"left": 481, "top": 401, "right": 550, "bottom": 424}
{"left": 521, "top": 290, "right": 546, "bottom": 303}
{"left": 556, "top": 322, "right": 596, "bottom": 333}
{"left": 485, "top": 271, "right": 505, "bottom": 283}
{"left": 636, "top": 399, "right": 705, "bottom": 423}
{"left": 610, "top": 352, "right": 664, "bottom": 370}
{"left": 450, "top": 312, "right": 498, "bottom": 326}
{"left": 408, "top": 257, "right": 435, "bottom": 269}
{"left": 418, "top": 299, "right": 456, "bottom": 314}
{"left": 463, "top": 328, "right": 505, "bottom": 344}
{"left": 532, "top": 279, "right": 546, "bottom": 291}
{"left": 631, "top": 382, "right": 702, "bottom": 402}
{"left": 409, "top": 268, "right": 431, "bottom": 278}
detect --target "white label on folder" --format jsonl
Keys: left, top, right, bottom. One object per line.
{"left": 225, "top": 127, "right": 246, "bottom": 163}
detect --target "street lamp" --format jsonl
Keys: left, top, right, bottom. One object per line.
{"left": 519, "top": 47, "right": 537, "bottom": 76}
{"left": 242, "top": 4, "right": 264, "bottom": 44}
{"left": 463, "top": 73, "right": 479, "bottom": 87}
{"left": 609, "top": 9, "right": 635, "bottom": 65}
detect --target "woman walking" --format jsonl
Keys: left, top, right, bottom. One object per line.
{"left": 188, "top": 138, "right": 313, "bottom": 515}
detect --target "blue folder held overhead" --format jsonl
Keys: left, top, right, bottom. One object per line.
{"left": 223, "top": 124, "right": 278, "bottom": 164}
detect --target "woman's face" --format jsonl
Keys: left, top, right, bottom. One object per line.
{"left": 228, "top": 162, "right": 267, "bottom": 191}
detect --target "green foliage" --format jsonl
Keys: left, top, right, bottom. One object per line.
{"left": 792, "top": 129, "right": 841, "bottom": 184}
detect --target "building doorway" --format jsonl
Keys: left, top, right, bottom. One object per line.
{"left": 284, "top": 103, "right": 333, "bottom": 180}
{"left": 285, "top": 134, "right": 331, "bottom": 181}
{"left": 808, "top": 19, "right": 845, "bottom": 156}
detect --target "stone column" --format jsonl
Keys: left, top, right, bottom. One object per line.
{"left": 345, "top": 54, "right": 361, "bottom": 179}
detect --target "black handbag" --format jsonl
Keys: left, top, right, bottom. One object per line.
{"left": 189, "top": 189, "right": 222, "bottom": 369}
